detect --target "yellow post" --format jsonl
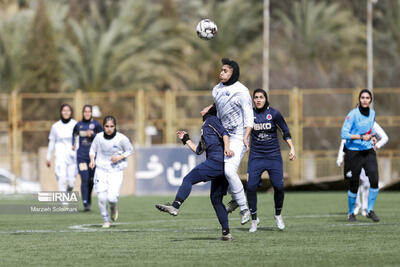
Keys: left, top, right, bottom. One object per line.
{"left": 164, "top": 90, "right": 176, "bottom": 144}
{"left": 136, "top": 90, "right": 146, "bottom": 145}
{"left": 9, "top": 90, "right": 22, "bottom": 191}
{"left": 74, "top": 90, "right": 84, "bottom": 121}
{"left": 289, "top": 87, "right": 302, "bottom": 183}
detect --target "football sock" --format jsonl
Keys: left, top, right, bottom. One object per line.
{"left": 222, "top": 228, "right": 230, "bottom": 235}
{"left": 274, "top": 187, "right": 284, "bottom": 216}
{"left": 172, "top": 199, "right": 182, "bottom": 209}
{"left": 251, "top": 211, "right": 257, "bottom": 220}
{"left": 275, "top": 208, "right": 282, "bottom": 216}
{"left": 98, "top": 192, "right": 109, "bottom": 222}
{"left": 347, "top": 190, "right": 357, "bottom": 215}
{"left": 247, "top": 186, "right": 257, "bottom": 217}
{"left": 361, "top": 184, "right": 369, "bottom": 211}
{"left": 367, "top": 188, "right": 379, "bottom": 213}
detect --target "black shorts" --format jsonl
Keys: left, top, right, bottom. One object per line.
{"left": 344, "top": 148, "right": 379, "bottom": 189}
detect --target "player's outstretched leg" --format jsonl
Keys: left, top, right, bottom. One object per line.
{"left": 155, "top": 167, "right": 204, "bottom": 216}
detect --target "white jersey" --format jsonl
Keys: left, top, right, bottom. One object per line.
{"left": 371, "top": 122, "right": 388, "bottom": 149}
{"left": 47, "top": 119, "right": 77, "bottom": 164}
{"left": 212, "top": 81, "right": 253, "bottom": 137}
{"left": 90, "top": 132, "right": 134, "bottom": 172}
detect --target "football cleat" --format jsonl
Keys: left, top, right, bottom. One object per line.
{"left": 249, "top": 218, "right": 260, "bottom": 233}
{"left": 219, "top": 233, "right": 232, "bottom": 241}
{"left": 240, "top": 209, "right": 250, "bottom": 225}
{"left": 155, "top": 203, "right": 179, "bottom": 216}
{"left": 348, "top": 213, "right": 357, "bottom": 222}
{"left": 83, "top": 204, "right": 91, "bottom": 212}
{"left": 111, "top": 206, "right": 118, "bottom": 222}
{"left": 102, "top": 221, "right": 111, "bottom": 228}
{"left": 226, "top": 200, "right": 239, "bottom": 213}
{"left": 366, "top": 210, "right": 380, "bottom": 222}
{"left": 275, "top": 215, "right": 285, "bottom": 230}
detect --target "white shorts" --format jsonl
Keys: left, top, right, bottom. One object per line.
{"left": 94, "top": 168, "right": 123, "bottom": 196}
{"left": 224, "top": 135, "right": 246, "bottom": 166}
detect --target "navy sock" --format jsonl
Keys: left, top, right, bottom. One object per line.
{"left": 222, "top": 228, "right": 230, "bottom": 235}
{"left": 247, "top": 187, "right": 257, "bottom": 218}
{"left": 251, "top": 212, "right": 257, "bottom": 220}
{"left": 275, "top": 208, "right": 282, "bottom": 216}
{"left": 274, "top": 187, "right": 284, "bottom": 216}
{"left": 172, "top": 198, "right": 183, "bottom": 209}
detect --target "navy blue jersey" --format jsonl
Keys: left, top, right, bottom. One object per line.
{"left": 250, "top": 107, "right": 291, "bottom": 158}
{"left": 73, "top": 119, "right": 103, "bottom": 160}
{"left": 195, "top": 115, "right": 228, "bottom": 163}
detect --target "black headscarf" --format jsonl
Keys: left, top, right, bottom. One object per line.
{"left": 358, "top": 89, "right": 373, "bottom": 117}
{"left": 103, "top": 115, "right": 117, "bottom": 139}
{"left": 253, "top": 88, "right": 269, "bottom": 113}
{"left": 60, "top": 104, "right": 73, "bottom": 124}
{"left": 221, "top": 58, "right": 240, "bottom": 86}
{"left": 82, "top": 104, "right": 93, "bottom": 123}
{"left": 202, "top": 104, "right": 217, "bottom": 121}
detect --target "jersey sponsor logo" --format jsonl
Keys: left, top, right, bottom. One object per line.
{"left": 225, "top": 91, "right": 230, "bottom": 96}
{"left": 266, "top": 114, "right": 272, "bottom": 120}
{"left": 346, "top": 116, "right": 351, "bottom": 121}
{"left": 253, "top": 122, "right": 272, "bottom": 131}
{"left": 89, "top": 124, "right": 95, "bottom": 129}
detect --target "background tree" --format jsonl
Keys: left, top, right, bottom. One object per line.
{"left": 22, "top": 0, "right": 61, "bottom": 92}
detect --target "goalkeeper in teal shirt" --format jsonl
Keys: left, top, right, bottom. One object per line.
{"left": 341, "top": 89, "right": 380, "bottom": 222}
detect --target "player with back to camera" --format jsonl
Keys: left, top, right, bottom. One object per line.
{"left": 337, "top": 118, "right": 388, "bottom": 217}
{"left": 89, "top": 116, "right": 134, "bottom": 228}
{"left": 155, "top": 104, "right": 234, "bottom": 241}
{"left": 46, "top": 104, "right": 77, "bottom": 193}
{"left": 245, "top": 89, "right": 295, "bottom": 232}
{"left": 341, "top": 89, "right": 381, "bottom": 222}
{"left": 72, "top": 105, "right": 103, "bottom": 211}
{"left": 212, "top": 58, "right": 253, "bottom": 225}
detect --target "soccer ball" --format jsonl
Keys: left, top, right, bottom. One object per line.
{"left": 196, "top": 19, "right": 218, "bottom": 40}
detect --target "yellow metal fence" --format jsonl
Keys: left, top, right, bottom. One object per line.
{"left": 1, "top": 88, "right": 399, "bottom": 184}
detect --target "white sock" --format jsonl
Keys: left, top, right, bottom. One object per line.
{"left": 98, "top": 192, "right": 109, "bottom": 222}
{"left": 355, "top": 186, "right": 361, "bottom": 208}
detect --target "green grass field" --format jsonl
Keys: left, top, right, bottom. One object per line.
{"left": 0, "top": 192, "right": 399, "bottom": 266}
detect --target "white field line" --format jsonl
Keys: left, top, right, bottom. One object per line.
{"left": 1, "top": 214, "right": 391, "bottom": 235}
